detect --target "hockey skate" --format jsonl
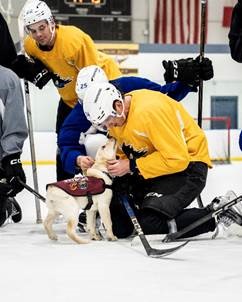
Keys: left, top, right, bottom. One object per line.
{"left": 0, "top": 197, "right": 22, "bottom": 227}
{"left": 212, "top": 190, "right": 242, "bottom": 239}
{"left": 6, "top": 197, "right": 22, "bottom": 223}
{"left": 77, "top": 211, "right": 87, "bottom": 233}
{"left": 77, "top": 211, "right": 102, "bottom": 236}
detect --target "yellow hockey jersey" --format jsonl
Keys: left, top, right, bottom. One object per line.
{"left": 109, "top": 89, "right": 212, "bottom": 179}
{"left": 24, "top": 25, "right": 121, "bottom": 108}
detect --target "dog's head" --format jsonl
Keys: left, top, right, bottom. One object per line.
{"left": 95, "top": 137, "right": 117, "bottom": 164}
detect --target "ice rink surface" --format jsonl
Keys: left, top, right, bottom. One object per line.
{"left": 1, "top": 163, "right": 242, "bottom": 302}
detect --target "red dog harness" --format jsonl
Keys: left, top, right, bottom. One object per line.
{"left": 47, "top": 175, "right": 112, "bottom": 210}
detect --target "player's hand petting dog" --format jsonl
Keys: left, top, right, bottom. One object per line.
{"left": 76, "top": 155, "right": 94, "bottom": 170}
{"left": 107, "top": 159, "right": 131, "bottom": 177}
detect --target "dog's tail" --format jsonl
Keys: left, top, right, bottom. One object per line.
{"left": 66, "top": 219, "right": 89, "bottom": 244}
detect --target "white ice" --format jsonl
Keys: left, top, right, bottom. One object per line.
{"left": 1, "top": 163, "right": 242, "bottom": 302}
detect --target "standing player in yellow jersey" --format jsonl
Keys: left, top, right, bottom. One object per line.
{"left": 17, "top": 1, "right": 121, "bottom": 180}
{"left": 82, "top": 82, "right": 242, "bottom": 239}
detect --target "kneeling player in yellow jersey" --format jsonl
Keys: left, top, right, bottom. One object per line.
{"left": 82, "top": 82, "right": 242, "bottom": 239}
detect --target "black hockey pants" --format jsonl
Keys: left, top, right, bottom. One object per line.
{"left": 110, "top": 162, "right": 216, "bottom": 238}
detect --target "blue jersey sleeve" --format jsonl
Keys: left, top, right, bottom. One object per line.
{"left": 58, "top": 102, "right": 92, "bottom": 175}
{"left": 110, "top": 76, "right": 195, "bottom": 101}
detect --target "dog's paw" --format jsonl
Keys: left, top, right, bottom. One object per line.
{"left": 48, "top": 234, "right": 58, "bottom": 241}
{"left": 107, "top": 235, "right": 118, "bottom": 241}
{"left": 90, "top": 233, "right": 102, "bottom": 241}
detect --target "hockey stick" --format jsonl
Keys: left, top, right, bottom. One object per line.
{"left": 163, "top": 195, "right": 242, "bottom": 242}
{"left": 121, "top": 195, "right": 189, "bottom": 258}
{"left": 198, "top": 0, "right": 207, "bottom": 128}
{"left": 18, "top": 1, "right": 42, "bottom": 223}
{"left": 196, "top": 0, "right": 207, "bottom": 209}
{"left": 17, "top": 177, "right": 46, "bottom": 202}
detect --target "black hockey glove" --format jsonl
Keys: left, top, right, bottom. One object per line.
{"left": 11, "top": 55, "right": 52, "bottom": 89}
{"left": 195, "top": 56, "right": 214, "bottom": 81}
{"left": 0, "top": 181, "right": 14, "bottom": 196}
{"left": 162, "top": 56, "right": 214, "bottom": 86}
{"left": 2, "top": 153, "right": 26, "bottom": 196}
{"left": 162, "top": 57, "right": 200, "bottom": 85}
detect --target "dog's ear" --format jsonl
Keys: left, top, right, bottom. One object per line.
{"left": 94, "top": 142, "right": 106, "bottom": 160}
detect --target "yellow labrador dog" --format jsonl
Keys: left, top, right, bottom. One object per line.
{"left": 44, "top": 137, "right": 118, "bottom": 244}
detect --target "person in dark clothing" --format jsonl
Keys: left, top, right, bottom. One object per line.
{"left": 0, "top": 13, "right": 28, "bottom": 227}
{"left": 228, "top": 1, "right": 242, "bottom": 154}
{"left": 228, "top": 0, "right": 242, "bottom": 62}
{"left": 0, "top": 66, "right": 28, "bottom": 226}
{"left": 0, "top": 13, "right": 17, "bottom": 69}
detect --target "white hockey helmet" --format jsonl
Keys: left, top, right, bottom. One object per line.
{"left": 83, "top": 82, "right": 123, "bottom": 127}
{"left": 76, "top": 65, "right": 108, "bottom": 102}
{"left": 23, "top": 1, "right": 54, "bottom": 29}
